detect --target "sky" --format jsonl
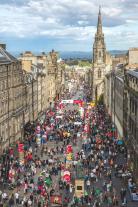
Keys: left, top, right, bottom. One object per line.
{"left": 0, "top": 0, "right": 138, "bottom": 52}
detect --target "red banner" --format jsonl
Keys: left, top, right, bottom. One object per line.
{"left": 66, "top": 145, "right": 73, "bottom": 154}
{"left": 18, "top": 143, "right": 24, "bottom": 152}
{"left": 73, "top": 100, "right": 83, "bottom": 104}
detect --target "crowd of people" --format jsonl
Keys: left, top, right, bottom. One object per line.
{"left": 71, "top": 105, "right": 129, "bottom": 206}
{"left": 0, "top": 86, "right": 136, "bottom": 207}
{"left": 0, "top": 89, "right": 84, "bottom": 207}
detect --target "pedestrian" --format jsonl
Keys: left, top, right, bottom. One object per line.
{"left": 113, "top": 195, "right": 119, "bottom": 206}
{"left": 27, "top": 198, "right": 32, "bottom": 206}
{"left": 80, "top": 195, "right": 84, "bottom": 205}
{"left": 86, "top": 179, "right": 91, "bottom": 191}
{"left": 2, "top": 192, "right": 8, "bottom": 203}
{"left": 8, "top": 194, "right": 14, "bottom": 207}
{"left": 14, "top": 192, "right": 20, "bottom": 205}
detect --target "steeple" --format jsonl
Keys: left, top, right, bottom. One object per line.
{"left": 92, "top": 6, "right": 109, "bottom": 102}
{"left": 93, "top": 6, "right": 106, "bottom": 65}
{"left": 97, "top": 6, "right": 103, "bottom": 35}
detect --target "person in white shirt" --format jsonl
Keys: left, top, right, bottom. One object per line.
{"left": 27, "top": 199, "right": 32, "bottom": 206}
{"left": 2, "top": 192, "right": 8, "bottom": 201}
{"left": 15, "top": 192, "right": 19, "bottom": 205}
{"left": 86, "top": 179, "right": 91, "bottom": 191}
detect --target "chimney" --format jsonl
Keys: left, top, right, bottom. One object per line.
{"left": 0, "top": 43, "right": 6, "bottom": 50}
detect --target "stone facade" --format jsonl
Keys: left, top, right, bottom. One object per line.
{"left": 0, "top": 44, "right": 24, "bottom": 151}
{"left": 57, "top": 59, "right": 66, "bottom": 99}
{"left": 20, "top": 51, "right": 53, "bottom": 111}
{"left": 104, "top": 57, "right": 138, "bottom": 177}
{"left": 20, "top": 53, "right": 47, "bottom": 123}
{"left": 104, "top": 69, "right": 124, "bottom": 139}
{"left": 0, "top": 45, "right": 65, "bottom": 152}
{"left": 46, "top": 50, "right": 58, "bottom": 106}
{"left": 112, "top": 54, "right": 127, "bottom": 69}
{"left": 19, "top": 50, "right": 65, "bottom": 117}
{"left": 127, "top": 48, "right": 138, "bottom": 65}
{"left": 104, "top": 73, "right": 112, "bottom": 115}
{"left": 124, "top": 69, "right": 138, "bottom": 176}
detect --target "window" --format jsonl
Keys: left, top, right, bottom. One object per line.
{"left": 99, "top": 51, "right": 101, "bottom": 58}
{"left": 132, "top": 100, "right": 134, "bottom": 113}
{"left": 98, "top": 69, "right": 101, "bottom": 78}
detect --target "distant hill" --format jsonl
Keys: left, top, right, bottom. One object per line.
{"left": 60, "top": 50, "right": 127, "bottom": 60}
{"left": 110, "top": 50, "right": 127, "bottom": 56}
{"left": 60, "top": 51, "right": 92, "bottom": 60}
{"left": 11, "top": 50, "right": 127, "bottom": 60}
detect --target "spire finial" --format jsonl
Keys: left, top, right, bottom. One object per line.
{"left": 97, "top": 5, "right": 102, "bottom": 35}
{"left": 99, "top": 5, "right": 101, "bottom": 14}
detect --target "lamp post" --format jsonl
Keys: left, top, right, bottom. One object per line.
{"left": 0, "top": 136, "right": 3, "bottom": 154}
{"left": 20, "top": 123, "right": 24, "bottom": 142}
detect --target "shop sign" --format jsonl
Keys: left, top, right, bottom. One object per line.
{"left": 56, "top": 116, "right": 63, "bottom": 119}
{"left": 132, "top": 193, "right": 138, "bottom": 201}
{"left": 74, "top": 122, "right": 82, "bottom": 125}
{"left": 61, "top": 100, "right": 73, "bottom": 104}
{"left": 50, "top": 195, "right": 62, "bottom": 205}
{"left": 75, "top": 179, "right": 84, "bottom": 198}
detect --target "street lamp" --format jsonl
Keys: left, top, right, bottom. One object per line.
{"left": 0, "top": 136, "right": 3, "bottom": 154}
{"left": 20, "top": 123, "right": 24, "bottom": 142}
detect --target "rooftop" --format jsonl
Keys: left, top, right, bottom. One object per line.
{"left": 127, "top": 69, "right": 138, "bottom": 79}
{"left": 126, "top": 63, "right": 138, "bottom": 69}
{"left": 129, "top": 48, "right": 138, "bottom": 51}
{"left": 0, "top": 46, "right": 17, "bottom": 64}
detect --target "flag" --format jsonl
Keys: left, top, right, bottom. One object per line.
{"left": 45, "top": 177, "right": 52, "bottom": 187}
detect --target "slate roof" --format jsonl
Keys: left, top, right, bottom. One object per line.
{"left": 0, "top": 46, "right": 17, "bottom": 64}
{"left": 127, "top": 70, "right": 138, "bottom": 79}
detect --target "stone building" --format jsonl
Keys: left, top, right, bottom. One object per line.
{"left": 113, "top": 72, "right": 124, "bottom": 139}
{"left": 20, "top": 50, "right": 64, "bottom": 111}
{"left": 0, "top": 45, "right": 64, "bottom": 151}
{"left": 23, "top": 70, "right": 45, "bottom": 125}
{"left": 23, "top": 72, "right": 33, "bottom": 123}
{"left": 104, "top": 47, "right": 138, "bottom": 177}
{"left": 112, "top": 54, "right": 127, "bottom": 69}
{"left": 46, "top": 50, "right": 58, "bottom": 106}
{"left": 127, "top": 48, "right": 138, "bottom": 65}
{"left": 19, "top": 51, "right": 49, "bottom": 116}
{"left": 124, "top": 69, "right": 138, "bottom": 176}
{"left": 46, "top": 50, "right": 65, "bottom": 105}
{"left": 0, "top": 44, "right": 24, "bottom": 151}
{"left": 104, "top": 72, "right": 112, "bottom": 115}
{"left": 92, "top": 7, "right": 112, "bottom": 102}
{"left": 104, "top": 68, "right": 124, "bottom": 139}
{"left": 57, "top": 59, "right": 65, "bottom": 99}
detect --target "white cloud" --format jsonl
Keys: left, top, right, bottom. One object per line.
{"left": 0, "top": 0, "right": 137, "bottom": 50}
{"left": 103, "top": 7, "right": 122, "bottom": 17}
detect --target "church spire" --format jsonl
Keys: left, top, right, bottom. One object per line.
{"left": 97, "top": 6, "right": 103, "bottom": 35}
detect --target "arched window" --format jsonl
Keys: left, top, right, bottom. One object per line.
{"left": 99, "top": 51, "right": 101, "bottom": 58}
{"left": 98, "top": 69, "right": 101, "bottom": 78}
